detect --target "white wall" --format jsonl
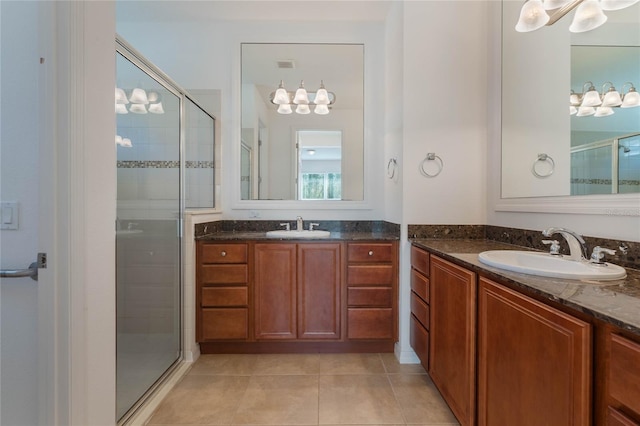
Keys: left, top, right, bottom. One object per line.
{"left": 402, "top": 1, "right": 488, "bottom": 226}
{"left": 116, "top": 18, "right": 386, "bottom": 221}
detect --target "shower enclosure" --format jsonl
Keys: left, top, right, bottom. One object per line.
{"left": 115, "top": 39, "right": 214, "bottom": 422}
{"left": 571, "top": 133, "right": 640, "bottom": 195}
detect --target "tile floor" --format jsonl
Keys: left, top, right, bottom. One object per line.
{"left": 145, "top": 353, "right": 459, "bottom": 425}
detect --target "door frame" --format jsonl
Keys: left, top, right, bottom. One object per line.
{"left": 39, "top": 2, "right": 117, "bottom": 425}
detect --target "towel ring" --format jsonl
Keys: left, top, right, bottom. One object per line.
{"left": 532, "top": 153, "right": 555, "bottom": 178}
{"left": 387, "top": 158, "right": 398, "bottom": 179}
{"left": 419, "top": 153, "right": 443, "bottom": 178}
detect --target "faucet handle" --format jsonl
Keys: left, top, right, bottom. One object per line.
{"left": 542, "top": 239, "right": 561, "bottom": 255}
{"left": 590, "top": 246, "right": 616, "bottom": 264}
{"left": 309, "top": 223, "right": 320, "bottom": 231}
{"left": 279, "top": 222, "right": 291, "bottom": 231}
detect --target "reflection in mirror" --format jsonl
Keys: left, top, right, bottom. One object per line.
{"left": 501, "top": 1, "right": 640, "bottom": 198}
{"left": 241, "top": 43, "right": 364, "bottom": 201}
{"left": 241, "top": 141, "right": 252, "bottom": 200}
{"left": 570, "top": 45, "right": 640, "bottom": 195}
{"left": 297, "top": 130, "right": 342, "bottom": 200}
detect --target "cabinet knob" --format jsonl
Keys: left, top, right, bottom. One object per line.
{"left": 368, "top": 250, "right": 374, "bottom": 256}
{"left": 221, "top": 251, "right": 227, "bottom": 257}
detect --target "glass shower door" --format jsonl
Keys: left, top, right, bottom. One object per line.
{"left": 115, "top": 52, "right": 182, "bottom": 421}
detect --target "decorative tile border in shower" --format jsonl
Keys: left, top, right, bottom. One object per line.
{"left": 571, "top": 178, "right": 640, "bottom": 187}
{"left": 117, "top": 160, "right": 214, "bottom": 169}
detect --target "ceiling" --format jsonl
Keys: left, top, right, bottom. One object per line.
{"left": 116, "top": 0, "right": 392, "bottom": 23}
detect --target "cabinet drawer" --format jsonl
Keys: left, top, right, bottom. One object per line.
{"left": 347, "top": 243, "right": 393, "bottom": 263}
{"left": 410, "top": 269, "right": 429, "bottom": 303}
{"left": 411, "top": 245, "right": 429, "bottom": 276}
{"left": 347, "top": 265, "right": 393, "bottom": 285}
{"left": 200, "top": 264, "right": 248, "bottom": 284}
{"left": 201, "top": 287, "right": 248, "bottom": 307}
{"left": 410, "top": 314, "right": 429, "bottom": 368}
{"left": 609, "top": 333, "right": 640, "bottom": 415}
{"left": 410, "top": 291, "right": 429, "bottom": 329}
{"left": 348, "top": 287, "right": 392, "bottom": 307}
{"left": 608, "top": 407, "right": 640, "bottom": 426}
{"left": 201, "top": 308, "right": 248, "bottom": 340}
{"left": 347, "top": 308, "right": 394, "bottom": 339}
{"left": 201, "top": 243, "right": 248, "bottom": 264}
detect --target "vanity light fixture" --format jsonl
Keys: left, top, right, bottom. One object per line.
{"left": 621, "top": 83, "right": 640, "bottom": 108}
{"left": 269, "top": 80, "right": 336, "bottom": 115}
{"left": 516, "top": 0, "right": 639, "bottom": 33}
{"left": 115, "top": 87, "right": 165, "bottom": 115}
{"left": 570, "top": 81, "right": 640, "bottom": 116}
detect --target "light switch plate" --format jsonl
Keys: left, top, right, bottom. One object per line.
{"left": 1, "top": 201, "right": 18, "bottom": 230}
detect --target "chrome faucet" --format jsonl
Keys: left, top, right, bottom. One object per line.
{"left": 541, "top": 227, "right": 588, "bottom": 262}
{"left": 296, "top": 216, "right": 303, "bottom": 231}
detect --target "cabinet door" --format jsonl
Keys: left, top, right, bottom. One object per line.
{"left": 297, "top": 243, "right": 341, "bottom": 340}
{"left": 254, "top": 243, "right": 297, "bottom": 339}
{"left": 478, "top": 278, "right": 591, "bottom": 426}
{"left": 429, "top": 255, "right": 476, "bottom": 426}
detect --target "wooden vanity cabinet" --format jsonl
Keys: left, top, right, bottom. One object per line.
{"left": 346, "top": 242, "right": 398, "bottom": 341}
{"left": 429, "top": 255, "right": 477, "bottom": 426}
{"left": 595, "top": 326, "right": 640, "bottom": 426}
{"left": 196, "top": 242, "right": 249, "bottom": 341}
{"left": 254, "top": 242, "right": 341, "bottom": 340}
{"left": 477, "top": 277, "right": 591, "bottom": 426}
{"left": 409, "top": 245, "right": 430, "bottom": 369}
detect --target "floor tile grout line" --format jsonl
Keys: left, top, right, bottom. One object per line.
{"left": 385, "top": 371, "right": 409, "bottom": 426}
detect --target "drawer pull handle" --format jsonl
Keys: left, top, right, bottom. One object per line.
{"left": 221, "top": 251, "right": 227, "bottom": 257}
{"left": 368, "top": 251, "right": 374, "bottom": 256}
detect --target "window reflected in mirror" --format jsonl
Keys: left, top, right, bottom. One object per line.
{"left": 297, "top": 130, "right": 342, "bottom": 200}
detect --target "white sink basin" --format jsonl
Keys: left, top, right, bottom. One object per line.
{"left": 266, "top": 230, "right": 331, "bottom": 239}
{"left": 478, "top": 250, "right": 626, "bottom": 281}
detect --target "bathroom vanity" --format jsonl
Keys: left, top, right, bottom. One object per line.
{"left": 195, "top": 224, "right": 399, "bottom": 354}
{"left": 410, "top": 239, "right": 640, "bottom": 426}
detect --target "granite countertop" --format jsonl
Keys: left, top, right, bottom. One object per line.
{"left": 196, "top": 231, "right": 400, "bottom": 241}
{"left": 411, "top": 239, "right": 640, "bottom": 336}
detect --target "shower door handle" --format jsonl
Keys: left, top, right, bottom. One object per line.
{"left": 0, "top": 262, "right": 38, "bottom": 281}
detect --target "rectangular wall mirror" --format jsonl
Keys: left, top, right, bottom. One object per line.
{"left": 501, "top": 1, "right": 640, "bottom": 199}
{"left": 241, "top": 43, "right": 364, "bottom": 201}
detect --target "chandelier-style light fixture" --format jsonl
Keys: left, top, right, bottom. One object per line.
{"left": 115, "top": 87, "right": 165, "bottom": 115}
{"left": 515, "top": 0, "right": 639, "bottom": 33}
{"left": 570, "top": 81, "right": 640, "bottom": 117}
{"left": 270, "top": 80, "right": 335, "bottom": 115}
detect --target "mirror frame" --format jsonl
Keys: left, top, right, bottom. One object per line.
{"left": 494, "top": 1, "right": 640, "bottom": 217}
{"left": 232, "top": 41, "right": 377, "bottom": 211}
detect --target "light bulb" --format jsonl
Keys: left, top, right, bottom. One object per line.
{"left": 569, "top": 0, "right": 608, "bottom": 33}
{"left": 601, "top": 89, "right": 622, "bottom": 107}
{"left": 293, "top": 81, "right": 309, "bottom": 105}
{"left": 314, "top": 104, "right": 330, "bottom": 115}
{"left": 129, "top": 104, "right": 148, "bottom": 114}
{"left": 296, "top": 104, "right": 311, "bottom": 114}
{"left": 594, "top": 106, "right": 614, "bottom": 117}
{"left": 129, "top": 88, "right": 149, "bottom": 104}
{"left": 115, "top": 88, "right": 129, "bottom": 104}
{"left": 314, "top": 81, "right": 330, "bottom": 105}
{"left": 277, "top": 104, "right": 292, "bottom": 114}
{"left": 148, "top": 102, "right": 165, "bottom": 114}
{"left": 621, "top": 89, "right": 640, "bottom": 108}
{"left": 515, "top": 0, "right": 550, "bottom": 32}
{"left": 273, "top": 80, "right": 289, "bottom": 105}
{"left": 600, "top": 0, "right": 639, "bottom": 10}
{"left": 580, "top": 83, "right": 602, "bottom": 107}
{"left": 576, "top": 106, "right": 596, "bottom": 116}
